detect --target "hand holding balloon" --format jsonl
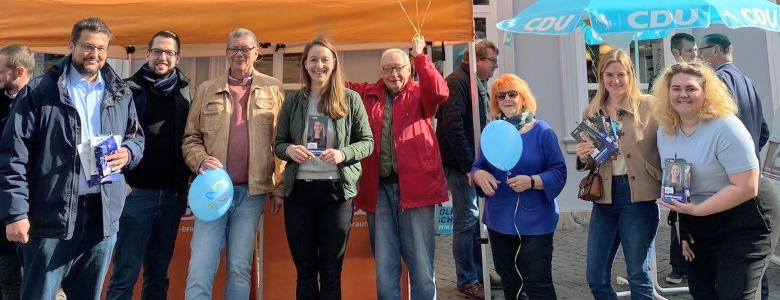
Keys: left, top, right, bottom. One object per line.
{"left": 188, "top": 168, "right": 234, "bottom": 221}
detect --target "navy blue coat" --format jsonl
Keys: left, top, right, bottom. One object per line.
{"left": 0, "top": 56, "right": 144, "bottom": 239}
{"left": 716, "top": 62, "right": 769, "bottom": 159}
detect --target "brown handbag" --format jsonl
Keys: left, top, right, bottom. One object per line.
{"left": 578, "top": 165, "right": 602, "bottom": 201}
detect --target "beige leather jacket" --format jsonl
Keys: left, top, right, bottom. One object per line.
{"left": 577, "top": 96, "right": 662, "bottom": 204}
{"left": 182, "top": 69, "right": 286, "bottom": 196}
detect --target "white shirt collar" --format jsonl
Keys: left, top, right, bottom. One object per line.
{"left": 67, "top": 64, "right": 104, "bottom": 90}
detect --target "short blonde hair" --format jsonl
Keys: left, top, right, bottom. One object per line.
{"left": 652, "top": 61, "right": 737, "bottom": 134}
{"left": 489, "top": 74, "right": 537, "bottom": 118}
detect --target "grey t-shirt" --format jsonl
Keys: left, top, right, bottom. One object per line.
{"left": 657, "top": 115, "right": 757, "bottom": 205}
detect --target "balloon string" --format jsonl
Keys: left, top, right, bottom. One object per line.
{"left": 415, "top": 0, "right": 420, "bottom": 32}
{"left": 396, "top": 0, "right": 420, "bottom": 36}
{"left": 418, "top": 0, "right": 433, "bottom": 34}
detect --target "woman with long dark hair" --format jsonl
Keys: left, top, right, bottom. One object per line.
{"left": 274, "top": 37, "right": 373, "bottom": 299}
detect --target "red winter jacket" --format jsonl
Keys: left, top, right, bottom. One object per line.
{"left": 346, "top": 54, "right": 449, "bottom": 212}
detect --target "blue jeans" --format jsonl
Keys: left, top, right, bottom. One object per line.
{"left": 367, "top": 180, "right": 437, "bottom": 300}
{"left": 445, "top": 168, "right": 482, "bottom": 290}
{"left": 20, "top": 194, "right": 117, "bottom": 300}
{"left": 586, "top": 175, "right": 659, "bottom": 300}
{"left": 107, "top": 188, "right": 186, "bottom": 300}
{"left": 185, "top": 186, "right": 264, "bottom": 300}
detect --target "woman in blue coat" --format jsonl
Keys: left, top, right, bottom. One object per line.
{"left": 471, "top": 73, "right": 567, "bottom": 300}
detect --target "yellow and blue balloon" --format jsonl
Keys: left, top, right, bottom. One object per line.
{"left": 188, "top": 168, "right": 234, "bottom": 221}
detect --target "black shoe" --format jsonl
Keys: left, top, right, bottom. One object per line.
{"left": 665, "top": 270, "right": 686, "bottom": 284}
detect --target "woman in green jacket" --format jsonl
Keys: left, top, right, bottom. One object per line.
{"left": 274, "top": 37, "right": 373, "bottom": 300}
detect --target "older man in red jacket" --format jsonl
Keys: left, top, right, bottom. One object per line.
{"left": 346, "top": 38, "right": 449, "bottom": 300}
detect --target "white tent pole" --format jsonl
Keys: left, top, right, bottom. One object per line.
{"left": 468, "top": 40, "right": 492, "bottom": 300}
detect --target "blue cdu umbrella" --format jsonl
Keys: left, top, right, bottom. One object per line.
{"left": 582, "top": 24, "right": 670, "bottom": 45}
{"left": 498, "top": 0, "right": 780, "bottom": 39}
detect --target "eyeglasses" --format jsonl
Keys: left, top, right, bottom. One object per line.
{"left": 149, "top": 48, "right": 178, "bottom": 57}
{"left": 496, "top": 91, "right": 518, "bottom": 100}
{"left": 381, "top": 64, "right": 408, "bottom": 74}
{"left": 227, "top": 47, "right": 256, "bottom": 55}
{"left": 697, "top": 45, "right": 716, "bottom": 53}
{"left": 480, "top": 57, "right": 498, "bottom": 65}
{"left": 75, "top": 42, "right": 107, "bottom": 54}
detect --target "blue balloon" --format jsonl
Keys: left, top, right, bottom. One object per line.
{"left": 480, "top": 120, "right": 523, "bottom": 171}
{"left": 188, "top": 168, "right": 234, "bottom": 221}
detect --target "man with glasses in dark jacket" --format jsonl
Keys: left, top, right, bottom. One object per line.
{"left": 435, "top": 39, "right": 500, "bottom": 299}
{"left": 106, "top": 30, "right": 192, "bottom": 300}
{"left": 0, "top": 18, "right": 144, "bottom": 300}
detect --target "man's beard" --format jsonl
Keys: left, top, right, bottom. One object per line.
{"left": 0, "top": 72, "right": 17, "bottom": 91}
{"left": 153, "top": 65, "right": 173, "bottom": 78}
{"left": 72, "top": 62, "right": 100, "bottom": 78}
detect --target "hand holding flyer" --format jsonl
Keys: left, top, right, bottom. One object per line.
{"left": 305, "top": 116, "right": 328, "bottom": 156}
{"left": 661, "top": 158, "right": 691, "bottom": 204}
{"left": 571, "top": 120, "right": 615, "bottom": 164}
{"left": 77, "top": 135, "right": 123, "bottom": 187}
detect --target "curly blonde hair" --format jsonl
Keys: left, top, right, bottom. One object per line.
{"left": 488, "top": 74, "right": 537, "bottom": 118}
{"left": 652, "top": 61, "right": 736, "bottom": 134}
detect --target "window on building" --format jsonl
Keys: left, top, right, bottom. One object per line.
{"left": 474, "top": 0, "right": 489, "bottom": 5}
{"left": 584, "top": 38, "right": 665, "bottom": 101}
{"left": 283, "top": 53, "right": 302, "bottom": 84}
{"left": 33, "top": 53, "right": 65, "bottom": 77}
{"left": 253, "top": 55, "right": 273, "bottom": 77}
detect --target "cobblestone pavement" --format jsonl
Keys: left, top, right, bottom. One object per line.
{"left": 434, "top": 228, "right": 780, "bottom": 300}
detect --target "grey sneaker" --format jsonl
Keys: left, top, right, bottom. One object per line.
{"left": 665, "top": 271, "right": 687, "bottom": 284}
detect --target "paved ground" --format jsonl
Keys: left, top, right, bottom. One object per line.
{"left": 434, "top": 227, "right": 780, "bottom": 300}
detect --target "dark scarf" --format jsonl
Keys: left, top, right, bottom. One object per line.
{"left": 499, "top": 109, "right": 535, "bottom": 130}
{"left": 140, "top": 64, "right": 179, "bottom": 97}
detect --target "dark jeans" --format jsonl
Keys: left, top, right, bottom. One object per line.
{"left": 668, "top": 213, "right": 689, "bottom": 275}
{"left": 0, "top": 251, "right": 21, "bottom": 300}
{"left": 488, "top": 229, "right": 556, "bottom": 300}
{"left": 686, "top": 177, "right": 780, "bottom": 300}
{"left": 20, "top": 194, "right": 117, "bottom": 300}
{"left": 285, "top": 180, "right": 354, "bottom": 300}
{"left": 106, "top": 188, "right": 186, "bottom": 300}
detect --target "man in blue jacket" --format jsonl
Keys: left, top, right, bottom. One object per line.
{"left": 699, "top": 33, "right": 769, "bottom": 159}
{"left": 0, "top": 17, "right": 144, "bottom": 300}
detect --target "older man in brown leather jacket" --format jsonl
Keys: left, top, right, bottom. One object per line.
{"left": 182, "top": 28, "right": 285, "bottom": 300}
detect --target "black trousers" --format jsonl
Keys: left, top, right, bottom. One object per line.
{"left": 685, "top": 177, "right": 780, "bottom": 300}
{"left": 284, "top": 180, "right": 354, "bottom": 300}
{"left": 488, "top": 229, "right": 557, "bottom": 300}
{"left": 667, "top": 212, "right": 689, "bottom": 275}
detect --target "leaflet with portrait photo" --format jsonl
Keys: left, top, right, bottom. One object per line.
{"left": 661, "top": 158, "right": 691, "bottom": 204}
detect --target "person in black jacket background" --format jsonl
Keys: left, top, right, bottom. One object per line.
{"left": 0, "top": 43, "right": 34, "bottom": 300}
{"left": 435, "top": 39, "right": 500, "bottom": 299}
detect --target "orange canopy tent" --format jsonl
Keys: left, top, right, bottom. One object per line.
{"left": 0, "top": 0, "right": 474, "bottom": 57}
